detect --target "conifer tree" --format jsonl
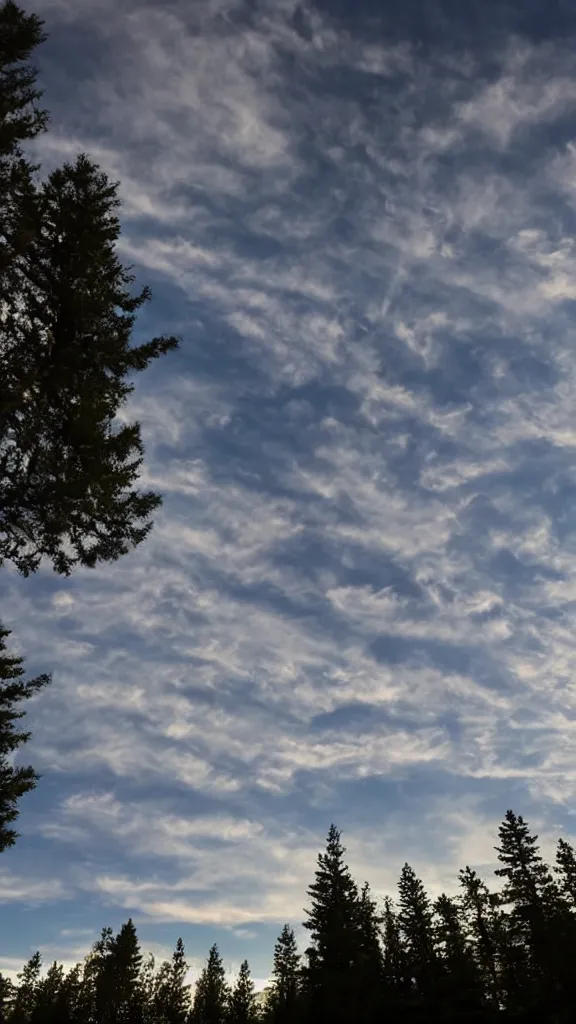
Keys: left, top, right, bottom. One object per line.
{"left": 555, "top": 837, "right": 576, "bottom": 908}
{"left": 551, "top": 837, "right": 576, "bottom": 1017}
{"left": 85, "top": 925, "right": 114, "bottom": 1022}
{"left": 381, "top": 897, "right": 409, "bottom": 1004}
{"left": 76, "top": 943, "right": 105, "bottom": 1024}
{"left": 267, "top": 925, "right": 300, "bottom": 1023}
{"left": 1, "top": 149, "right": 179, "bottom": 577}
{"left": 355, "top": 882, "right": 384, "bottom": 1023}
{"left": 227, "top": 961, "right": 256, "bottom": 1024}
{"left": 494, "top": 810, "right": 568, "bottom": 1014}
{"left": 0, "top": 0, "right": 47, "bottom": 146}
{"left": 302, "top": 824, "right": 361, "bottom": 1023}
{"left": 0, "top": 623, "right": 49, "bottom": 849}
{"left": 53, "top": 962, "right": 83, "bottom": 1024}
{"left": 0, "top": 0, "right": 48, "bottom": 294}
{"left": 191, "top": 945, "right": 229, "bottom": 1024}
{"left": 29, "top": 961, "right": 63, "bottom": 1024}
{"left": 433, "top": 893, "right": 484, "bottom": 1017}
{"left": 0, "top": 973, "right": 14, "bottom": 1024}
{"left": 153, "top": 939, "right": 190, "bottom": 1024}
{"left": 495, "top": 811, "right": 561, "bottom": 921}
{"left": 110, "top": 918, "right": 144, "bottom": 1024}
{"left": 9, "top": 952, "right": 41, "bottom": 1024}
{"left": 91, "top": 920, "right": 144, "bottom": 1024}
{"left": 397, "top": 863, "right": 439, "bottom": 1008}
{"left": 458, "top": 866, "right": 502, "bottom": 1011}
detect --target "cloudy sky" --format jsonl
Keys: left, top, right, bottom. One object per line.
{"left": 3, "top": 0, "right": 576, "bottom": 989}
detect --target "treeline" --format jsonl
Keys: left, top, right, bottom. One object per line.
{"left": 3, "top": 810, "right": 576, "bottom": 1023}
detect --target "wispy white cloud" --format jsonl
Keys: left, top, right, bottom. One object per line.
{"left": 0, "top": 871, "right": 65, "bottom": 904}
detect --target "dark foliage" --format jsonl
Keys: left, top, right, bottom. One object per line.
{"left": 0, "top": 623, "right": 49, "bottom": 850}
{"left": 0, "top": 1, "right": 179, "bottom": 577}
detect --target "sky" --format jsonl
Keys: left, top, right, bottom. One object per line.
{"left": 2, "top": 0, "right": 576, "bottom": 991}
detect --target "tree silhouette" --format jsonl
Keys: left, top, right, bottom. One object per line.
{"left": 267, "top": 925, "right": 300, "bottom": 1023}
{"left": 1, "top": 152, "right": 179, "bottom": 576}
{"left": 5, "top": 813, "right": 576, "bottom": 1023}
{"left": 191, "top": 945, "right": 229, "bottom": 1024}
{"left": 0, "top": 623, "right": 49, "bottom": 849}
{"left": 153, "top": 938, "right": 190, "bottom": 1024}
{"left": 302, "top": 824, "right": 362, "bottom": 1023}
{"left": 227, "top": 961, "right": 256, "bottom": 1024}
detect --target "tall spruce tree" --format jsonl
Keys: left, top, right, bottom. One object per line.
{"left": 9, "top": 952, "right": 41, "bottom": 1024}
{"left": 381, "top": 896, "right": 409, "bottom": 1005}
{"left": 397, "top": 863, "right": 439, "bottom": 1009}
{"left": 91, "top": 919, "right": 144, "bottom": 1024}
{"left": 29, "top": 961, "right": 63, "bottom": 1024}
{"left": 495, "top": 810, "right": 568, "bottom": 1015}
{"left": 495, "top": 811, "right": 561, "bottom": 921}
{"left": 433, "top": 893, "right": 484, "bottom": 1018}
{"left": 267, "top": 925, "right": 300, "bottom": 1023}
{"left": 1, "top": 149, "right": 179, "bottom": 577}
{"left": 0, "top": 974, "right": 14, "bottom": 1024}
{"left": 227, "top": 961, "right": 256, "bottom": 1024}
{"left": 458, "top": 866, "right": 502, "bottom": 1012}
{"left": 354, "top": 882, "right": 384, "bottom": 1023}
{"left": 72, "top": 926, "right": 111, "bottom": 1024}
{"left": 0, "top": 623, "right": 49, "bottom": 849}
{"left": 153, "top": 939, "right": 190, "bottom": 1024}
{"left": 191, "top": 945, "right": 229, "bottom": 1024}
{"left": 550, "top": 838, "right": 576, "bottom": 1018}
{"left": 555, "top": 837, "right": 576, "bottom": 908}
{"left": 302, "top": 824, "right": 361, "bottom": 1023}
{"left": 53, "top": 962, "right": 84, "bottom": 1024}
{"left": 0, "top": 0, "right": 48, "bottom": 294}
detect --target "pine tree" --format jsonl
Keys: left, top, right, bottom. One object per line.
{"left": 0, "top": 0, "right": 48, "bottom": 293}
{"left": 91, "top": 920, "right": 144, "bottom": 1024}
{"left": 227, "top": 961, "right": 256, "bottom": 1024}
{"left": 53, "top": 962, "right": 84, "bottom": 1024}
{"left": 1, "top": 148, "right": 179, "bottom": 577}
{"left": 0, "top": 0, "right": 47, "bottom": 149}
{"left": 87, "top": 925, "right": 116, "bottom": 1023}
{"left": 494, "top": 810, "right": 568, "bottom": 1014}
{"left": 552, "top": 837, "right": 576, "bottom": 1019}
{"left": 302, "top": 824, "right": 361, "bottom": 1023}
{"left": 0, "top": 973, "right": 14, "bottom": 1024}
{"left": 153, "top": 939, "right": 190, "bottom": 1024}
{"left": 555, "top": 837, "right": 576, "bottom": 908}
{"left": 191, "top": 945, "right": 229, "bottom": 1024}
{"left": 0, "top": 623, "right": 49, "bottom": 849}
{"left": 397, "top": 863, "right": 439, "bottom": 1009}
{"left": 9, "top": 952, "right": 41, "bottom": 1024}
{"left": 381, "top": 897, "right": 409, "bottom": 1004}
{"left": 433, "top": 893, "right": 484, "bottom": 1018}
{"left": 495, "top": 811, "right": 561, "bottom": 919}
{"left": 110, "top": 919, "right": 144, "bottom": 1024}
{"left": 267, "top": 925, "right": 300, "bottom": 1023}
{"left": 458, "top": 866, "right": 502, "bottom": 1011}
{"left": 29, "top": 961, "right": 63, "bottom": 1024}
{"left": 354, "top": 882, "right": 384, "bottom": 1023}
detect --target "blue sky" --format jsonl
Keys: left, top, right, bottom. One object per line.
{"left": 3, "top": 0, "right": 576, "bottom": 990}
